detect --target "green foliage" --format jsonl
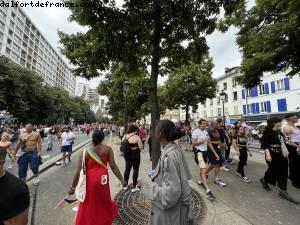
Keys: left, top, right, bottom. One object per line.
{"left": 223, "top": 0, "right": 300, "bottom": 87}
{"left": 164, "top": 60, "right": 217, "bottom": 123}
{"left": 0, "top": 56, "right": 95, "bottom": 124}
{"left": 59, "top": 0, "right": 242, "bottom": 166}
{"left": 97, "top": 63, "right": 151, "bottom": 123}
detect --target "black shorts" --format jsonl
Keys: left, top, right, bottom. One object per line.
{"left": 207, "top": 147, "right": 224, "bottom": 166}
{"left": 193, "top": 148, "right": 208, "bottom": 166}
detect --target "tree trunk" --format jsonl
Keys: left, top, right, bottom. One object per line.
{"left": 150, "top": 4, "right": 162, "bottom": 169}
{"left": 185, "top": 104, "right": 189, "bottom": 125}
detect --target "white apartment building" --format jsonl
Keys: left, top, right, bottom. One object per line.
{"left": 0, "top": 3, "right": 76, "bottom": 95}
{"left": 179, "top": 67, "right": 243, "bottom": 123}
{"left": 178, "top": 67, "right": 300, "bottom": 124}
{"left": 241, "top": 71, "right": 300, "bottom": 123}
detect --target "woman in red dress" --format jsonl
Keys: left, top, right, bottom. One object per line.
{"left": 69, "top": 129, "right": 127, "bottom": 225}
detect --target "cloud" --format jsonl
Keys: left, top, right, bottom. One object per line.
{"left": 207, "top": 27, "right": 242, "bottom": 78}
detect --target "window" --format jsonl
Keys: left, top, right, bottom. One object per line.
{"left": 259, "top": 84, "right": 266, "bottom": 95}
{"left": 210, "top": 99, "right": 213, "bottom": 106}
{"left": 14, "top": 35, "right": 21, "bottom": 43}
{"left": 232, "top": 77, "right": 237, "bottom": 87}
{"left": 20, "top": 58, "right": 25, "bottom": 66}
{"left": 276, "top": 79, "right": 284, "bottom": 91}
{"left": 16, "top": 18, "right": 23, "bottom": 27}
{"left": 247, "top": 104, "right": 252, "bottom": 114}
{"left": 210, "top": 110, "right": 213, "bottom": 117}
{"left": 11, "top": 52, "right": 19, "bottom": 60}
{"left": 7, "top": 38, "right": 12, "bottom": 45}
{"left": 234, "top": 105, "right": 239, "bottom": 114}
{"left": 217, "top": 97, "right": 220, "bottom": 104}
{"left": 0, "top": 10, "right": 6, "bottom": 19}
{"left": 9, "top": 20, "right": 15, "bottom": 29}
{"left": 217, "top": 108, "right": 222, "bottom": 116}
{"left": 260, "top": 102, "right": 267, "bottom": 113}
{"left": 5, "top": 47, "right": 11, "bottom": 55}
{"left": 12, "top": 43, "right": 20, "bottom": 52}
{"left": 15, "top": 27, "right": 22, "bottom": 36}
{"left": 233, "top": 91, "right": 238, "bottom": 100}
{"left": 8, "top": 29, "right": 13, "bottom": 36}
{"left": 223, "top": 82, "right": 227, "bottom": 90}
{"left": 0, "top": 21, "right": 4, "bottom": 29}
{"left": 246, "top": 88, "right": 250, "bottom": 97}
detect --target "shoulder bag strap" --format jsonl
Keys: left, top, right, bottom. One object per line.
{"left": 82, "top": 149, "right": 86, "bottom": 174}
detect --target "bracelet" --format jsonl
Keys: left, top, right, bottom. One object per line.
{"left": 70, "top": 186, "right": 76, "bottom": 190}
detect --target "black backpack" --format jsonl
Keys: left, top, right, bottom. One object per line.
{"left": 120, "top": 135, "right": 134, "bottom": 155}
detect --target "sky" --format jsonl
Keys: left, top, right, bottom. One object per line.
{"left": 20, "top": 0, "right": 254, "bottom": 88}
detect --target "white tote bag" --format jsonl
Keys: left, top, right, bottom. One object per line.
{"left": 75, "top": 149, "right": 87, "bottom": 202}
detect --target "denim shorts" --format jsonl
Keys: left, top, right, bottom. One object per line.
{"left": 18, "top": 150, "right": 39, "bottom": 179}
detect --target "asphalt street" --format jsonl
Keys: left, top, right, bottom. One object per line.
{"left": 25, "top": 137, "right": 300, "bottom": 225}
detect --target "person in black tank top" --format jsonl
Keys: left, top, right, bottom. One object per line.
{"left": 122, "top": 125, "right": 144, "bottom": 193}
{"left": 232, "top": 126, "right": 252, "bottom": 183}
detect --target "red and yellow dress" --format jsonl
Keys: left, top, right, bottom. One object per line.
{"left": 75, "top": 155, "right": 118, "bottom": 225}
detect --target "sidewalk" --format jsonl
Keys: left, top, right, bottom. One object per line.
{"left": 108, "top": 136, "right": 252, "bottom": 225}
{"left": 27, "top": 135, "right": 299, "bottom": 225}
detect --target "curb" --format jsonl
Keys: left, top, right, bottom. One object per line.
{"left": 27, "top": 139, "right": 91, "bottom": 181}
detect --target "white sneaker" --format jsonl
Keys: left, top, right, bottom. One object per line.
{"left": 214, "top": 179, "right": 227, "bottom": 187}
{"left": 123, "top": 186, "right": 129, "bottom": 191}
{"left": 220, "top": 166, "right": 229, "bottom": 172}
{"left": 33, "top": 177, "right": 39, "bottom": 185}
{"left": 241, "top": 176, "right": 251, "bottom": 183}
{"left": 131, "top": 186, "right": 140, "bottom": 193}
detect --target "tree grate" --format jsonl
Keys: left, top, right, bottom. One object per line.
{"left": 114, "top": 185, "right": 207, "bottom": 225}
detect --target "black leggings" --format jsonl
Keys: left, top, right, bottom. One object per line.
{"left": 225, "top": 144, "right": 231, "bottom": 161}
{"left": 237, "top": 148, "right": 248, "bottom": 177}
{"left": 124, "top": 150, "right": 141, "bottom": 187}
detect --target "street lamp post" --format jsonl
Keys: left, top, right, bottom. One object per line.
{"left": 123, "top": 81, "right": 130, "bottom": 131}
{"left": 220, "top": 90, "right": 228, "bottom": 126}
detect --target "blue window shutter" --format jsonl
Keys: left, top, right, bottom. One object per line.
{"left": 284, "top": 78, "right": 290, "bottom": 90}
{"left": 254, "top": 86, "right": 258, "bottom": 96}
{"left": 255, "top": 103, "right": 260, "bottom": 114}
{"left": 250, "top": 88, "right": 253, "bottom": 97}
{"left": 282, "top": 99, "right": 287, "bottom": 111}
{"left": 277, "top": 99, "right": 282, "bottom": 112}
{"left": 271, "top": 81, "right": 276, "bottom": 93}
{"left": 266, "top": 101, "right": 271, "bottom": 112}
{"left": 251, "top": 103, "right": 256, "bottom": 114}
{"left": 265, "top": 83, "right": 269, "bottom": 94}
{"left": 278, "top": 99, "right": 287, "bottom": 112}
{"left": 242, "top": 89, "right": 245, "bottom": 99}
{"left": 243, "top": 105, "right": 246, "bottom": 115}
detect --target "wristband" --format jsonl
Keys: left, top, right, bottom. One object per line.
{"left": 70, "top": 186, "right": 76, "bottom": 190}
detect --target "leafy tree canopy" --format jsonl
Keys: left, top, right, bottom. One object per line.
{"left": 221, "top": 0, "right": 300, "bottom": 87}
{"left": 0, "top": 56, "right": 95, "bottom": 124}
{"left": 164, "top": 59, "right": 217, "bottom": 124}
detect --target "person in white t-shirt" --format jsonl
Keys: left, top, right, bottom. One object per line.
{"left": 60, "top": 127, "right": 75, "bottom": 167}
{"left": 192, "top": 119, "right": 219, "bottom": 201}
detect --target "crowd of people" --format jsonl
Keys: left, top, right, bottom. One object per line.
{"left": 1, "top": 115, "right": 299, "bottom": 224}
